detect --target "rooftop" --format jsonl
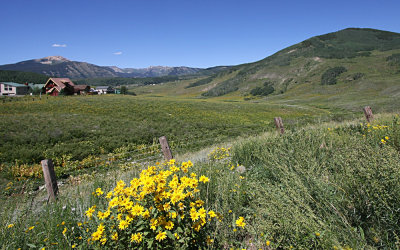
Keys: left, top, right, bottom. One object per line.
{"left": 0, "top": 82, "right": 29, "bottom": 87}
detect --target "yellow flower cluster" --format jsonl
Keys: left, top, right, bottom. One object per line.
{"left": 85, "top": 159, "right": 219, "bottom": 247}
{"left": 381, "top": 136, "right": 389, "bottom": 144}
{"left": 10, "top": 163, "right": 42, "bottom": 179}
{"left": 208, "top": 147, "right": 231, "bottom": 161}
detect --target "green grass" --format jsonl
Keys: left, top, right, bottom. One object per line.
{"left": 1, "top": 114, "right": 399, "bottom": 249}
{"left": 0, "top": 94, "right": 330, "bottom": 185}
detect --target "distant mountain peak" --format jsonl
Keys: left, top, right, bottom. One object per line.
{"left": 35, "top": 56, "right": 70, "bottom": 65}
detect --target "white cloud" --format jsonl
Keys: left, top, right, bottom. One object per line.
{"left": 52, "top": 44, "right": 67, "bottom": 48}
{"left": 113, "top": 51, "right": 122, "bottom": 55}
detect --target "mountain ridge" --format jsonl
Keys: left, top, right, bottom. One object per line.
{"left": 195, "top": 28, "right": 400, "bottom": 97}
{"left": 0, "top": 56, "right": 227, "bottom": 79}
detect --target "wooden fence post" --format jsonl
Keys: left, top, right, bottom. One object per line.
{"left": 363, "top": 106, "right": 373, "bottom": 123}
{"left": 274, "top": 117, "right": 285, "bottom": 134}
{"left": 41, "top": 159, "right": 58, "bottom": 201}
{"left": 159, "top": 136, "right": 173, "bottom": 161}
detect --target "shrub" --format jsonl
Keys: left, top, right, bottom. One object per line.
{"left": 321, "top": 66, "right": 347, "bottom": 85}
{"left": 202, "top": 78, "right": 240, "bottom": 97}
{"left": 386, "top": 53, "right": 400, "bottom": 66}
{"left": 250, "top": 82, "right": 275, "bottom": 96}
{"left": 76, "top": 160, "right": 219, "bottom": 249}
{"left": 185, "top": 77, "right": 214, "bottom": 89}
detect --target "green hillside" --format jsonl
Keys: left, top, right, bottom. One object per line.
{"left": 131, "top": 28, "right": 400, "bottom": 112}
{"left": 0, "top": 70, "right": 48, "bottom": 84}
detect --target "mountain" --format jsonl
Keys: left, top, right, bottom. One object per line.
{"left": 131, "top": 28, "right": 400, "bottom": 112}
{"left": 109, "top": 66, "right": 202, "bottom": 77}
{"left": 0, "top": 56, "right": 229, "bottom": 79}
{"left": 0, "top": 56, "right": 119, "bottom": 79}
{"left": 175, "top": 28, "right": 400, "bottom": 98}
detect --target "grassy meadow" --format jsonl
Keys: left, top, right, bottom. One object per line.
{"left": 0, "top": 90, "right": 399, "bottom": 249}
{"left": 0, "top": 94, "right": 325, "bottom": 170}
{"left": 1, "top": 109, "right": 399, "bottom": 249}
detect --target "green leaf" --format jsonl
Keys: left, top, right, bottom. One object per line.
{"left": 147, "top": 239, "right": 153, "bottom": 248}
{"left": 26, "top": 243, "right": 36, "bottom": 248}
{"left": 166, "top": 230, "right": 174, "bottom": 239}
{"left": 177, "top": 226, "right": 184, "bottom": 233}
{"left": 136, "top": 220, "right": 144, "bottom": 227}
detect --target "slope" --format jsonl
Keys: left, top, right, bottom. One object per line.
{"left": 132, "top": 28, "right": 400, "bottom": 112}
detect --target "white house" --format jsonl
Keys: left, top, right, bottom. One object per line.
{"left": 96, "top": 86, "right": 115, "bottom": 94}
{"left": 0, "top": 82, "right": 30, "bottom": 96}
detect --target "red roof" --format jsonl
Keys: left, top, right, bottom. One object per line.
{"left": 44, "top": 78, "right": 75, "bottom": 92}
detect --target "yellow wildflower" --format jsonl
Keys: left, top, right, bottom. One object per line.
{"left": 111, "top": 232, "right": 118, "bottom": 241}
{"left": 208, "top": 210, "right": 216, "bottom": 218}
{"left": 236, "top": 217, "right": 246, "bottom": 228}
{"left": 165, "top": 221, "right": 174, "bottom": 230}
{"left": 131, "top": 232, "right": 143, "bottom": 243}
{"left": 85, "top": 205, "right": 96, "bottom": 218}
{"left": 118, "top": 220, "right": 129, "bottom": 230}
{"left": 199, "top": 175, "right": 209, "bottom": 183}
{"left": 206, "top": 235, "right": 214, "bottom": 245}
{"left": 100, "top": 237, "right": 107, "bottom": 245}
{"left": 155, "top": 231, "right": 167, "bottom": 241}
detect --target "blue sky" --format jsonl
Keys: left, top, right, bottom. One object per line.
{"left": 1, "top": 0, "right": 400, "bottom": 68}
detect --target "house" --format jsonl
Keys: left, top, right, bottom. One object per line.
{"left": 0, "top": 82, "right": 30, "bottom": 96}
{"left": 44, "top": 78, "right": 89, "bottom": 96}
{"left": 96, "top": 86, "right": 115, "bottom": 94}
{"left": 74, "top": 85, "right": 90, "bottom": 95}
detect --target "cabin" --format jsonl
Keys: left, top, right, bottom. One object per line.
{"left": 0, "top": 82, "right": 30, "bottom": 96}
{"left": 44, "top": 78, "right": 89, "bottom": 96}
{"left": 96, "top": 86, "right": 115, "bottom": 94}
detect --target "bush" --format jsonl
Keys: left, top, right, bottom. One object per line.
{"left": 185, "top": 77, "right": 214, "bottom": 89}
{"left": 350, "top": 72, "right": 365, "bottom": 81}
{"left": 386, "top": 53, "right": 400, "bottom": 66}
{"left": 69, "top": 160, "right": 220, "bottom": 249}
{"left": 202, "top": 78, "right": 240, "bottom": 97}
{"left": 321, "top": 66, "right": 347, "bottom": 85}
{"left": 120, "top": 86, "right": 128, "bottom": 95}
{"left": 250, "top": 82, "right": 275, "bottom": 96}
